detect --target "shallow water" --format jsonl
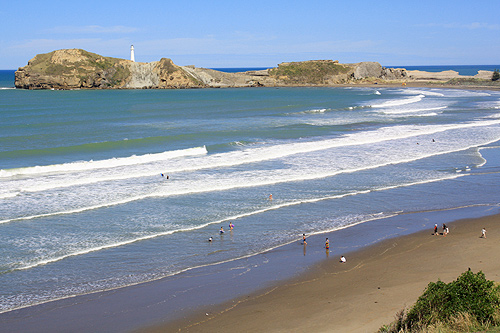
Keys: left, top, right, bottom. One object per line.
{"left": 1, "top": 86, "right": 500, "bottom": 313}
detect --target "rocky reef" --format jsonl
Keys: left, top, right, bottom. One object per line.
{"left": 15, "top": 49, "right": 411, "bottom": 90}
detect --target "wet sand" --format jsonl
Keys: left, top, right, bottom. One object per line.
{"left": 145, "top": 212, "right": 500, "bottom": 333}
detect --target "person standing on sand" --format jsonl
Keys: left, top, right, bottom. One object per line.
{"left": 434, "top": 224, "right": 438, "bottom": 235}
{"left": 340, "top": 255, "right": 346, "bottom": 263}
{"left": 302, "top": 234, "right": 307, "bottom": 245}
{"left": 325, "top": 238, "right": 330, "bottom": 250}
{"left": 481, "top": 228, "right": 486, "bottom": 238}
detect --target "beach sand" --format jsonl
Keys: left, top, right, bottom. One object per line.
{"left": 144, "top": 213, "right": 500, "bottom": 333}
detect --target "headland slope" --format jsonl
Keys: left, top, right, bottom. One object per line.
{"left": 14, "top": 49, "right": 499, "bottom": 90}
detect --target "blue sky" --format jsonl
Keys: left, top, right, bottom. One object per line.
{"left": 1, "top": 0, "right": 499, "bottom": 69}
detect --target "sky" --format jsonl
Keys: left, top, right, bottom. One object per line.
{"left": 1, "top": 0, "right": 499, "bottom": 69}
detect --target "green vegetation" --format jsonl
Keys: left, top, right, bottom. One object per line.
{"left": 445, "top": 77, "right": 500, "bottom": 87}
{"left": 380, "top": 270, "right": 500, "bottom": 333}
{"left": 157, "top": 58, "right": 179, "bottom": 75}
{"left": 493, "top": 69, "right": 500, "bottom": 82}
{"left": 25, "top": 49, "right": 130, "bottom": 88}
{"left": 268, "top": 60, "right": 351, "bottom": 84}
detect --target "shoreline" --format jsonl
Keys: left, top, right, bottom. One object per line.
{"left": 145, "top": 209, "right": 500, "bottom": 333}
{"left": 1, "top": 85, "right": 500, "bottom": 332}
{"left": 1, "top": 205, "right": 499, "bottom": 332}
{"left": 4, "top": 81, "right": 500, "bottom": 91}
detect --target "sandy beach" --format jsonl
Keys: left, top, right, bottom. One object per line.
{"left": 2, "top": 84, "right": 500, "bottom": 333}
{"left": 144, "top": 211, "right": 500, "bottom": 333}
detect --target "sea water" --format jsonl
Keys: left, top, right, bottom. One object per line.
{"left": 1, "top": 83, "right": 500, "bottom": 314}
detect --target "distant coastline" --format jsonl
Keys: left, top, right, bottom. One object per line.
{"left": 390, "top": 65, "right": 500, "bottom": 76}
{"left": 3, "top": 65, "right": 499, "bottom": 89}
{"left": 211, "top": 65, "right": 500, "bottom": 75}
{"left": 3, "top": 63, "right": 500, "bottom": 90}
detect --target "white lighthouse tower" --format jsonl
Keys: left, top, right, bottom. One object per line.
{"left": 130, "top": 45, "right": 135, "bottom": 62}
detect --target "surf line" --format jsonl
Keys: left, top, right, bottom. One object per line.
{"left": 0, "top": 136, "right": 483, "bottom": 225}
{"left": 3, "top": 118, "right": 500, "bottom": 198}
{"left": 8, "top": 173, "right": 468, "bottom": 273}
{"left": 5, "top": 117, "right": 500, "bottom": 183}
{"left": 0, "top": 146, "right": 208, "bottom": 178}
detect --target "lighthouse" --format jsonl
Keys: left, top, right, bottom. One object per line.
{"left": 130, "top": 45, "right": 135, "bottom": 62}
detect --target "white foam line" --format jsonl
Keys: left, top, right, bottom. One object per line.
{"left": 0, "top": 192, "right": 19, "bottom": 199}
{"left": 9, "top": 172, "right": 466, "bottom": 273}
{"left": 0, "top": 146, "right": 207, "bottom": 178}
{"left": 4, "top": 118, "right": 500, "bottom": 196}
{"left": 381, "top": 106, "right": 447, "bottom": 114}
{"left": 2, "top": 198, "right": 494, "bottom": 316}
{"left": 371, "top": 94, "right": 425, "bottom": 108}
{"left": 0, "top": 133, "right": 491, "bottom": 225}
{"left": 0, "top": 194, "right": 149, "bottom": 224}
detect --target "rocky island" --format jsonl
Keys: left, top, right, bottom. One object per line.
{"left": 14, "top": 49, "right": 497, "bottom": 90}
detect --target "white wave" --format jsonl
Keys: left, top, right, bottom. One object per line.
{"left": 0, "top": 192, "right": 19, "bottom": 199}
{"left": 374, "top": 90, "right": 381, "bottom": 95}
{"left": 0, "top": 193, "right": 149, "bottom": 224}
{"left": 380, "top": 106, "right": 447, "bottom": 115}
{"left": 307, "top": 108, "right": 327, "bottom": 113}
{"left": 402, "top": 89, "right": 444, "bottom": 97}
{"left": 291, "top": 108, "right": 329, "bottom": 115}
{"left": 0, "top": 87, "right": 15, "bottom": 90}
{"left": 371, "top": 94, "right": 425, "bottom": 108}
{"left": 0, "top": 146, "right": 207, "bottom": 178}
{"left": 9, "top": 173, "right": 466, "bottom": 272}
{"left": 415, "top": 112, "right": 439, "bottom": 117}
{"left": 3, "top": 121, "right": 491, "bottom": 225}
{"left": 3, "top": 118, "right": 500, "bottom": 198}
{"left": 477, "top": 100, "right": 500, "bottom": 110}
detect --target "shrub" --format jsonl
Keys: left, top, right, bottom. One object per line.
{"left": 493, "top": 69, "right": 500, "bottom": 81}
{"left": 380, "top": 270, "right": 500, "bottom": 332}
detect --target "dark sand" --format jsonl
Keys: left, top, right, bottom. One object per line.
{"left": 144, "top": 213, "right": 500, "bottom": 333}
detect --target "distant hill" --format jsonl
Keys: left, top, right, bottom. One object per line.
{"left": 16, "top": 49, "right": 495, "bottom": 90}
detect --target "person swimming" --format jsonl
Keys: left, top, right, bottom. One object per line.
{"left": 220, "top": 227, "right": 225, "bottom": 234}
{"left": 208, "top": 237, "right": 213, "bottom": 242}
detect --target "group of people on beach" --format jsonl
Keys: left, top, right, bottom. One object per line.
{"left": 304, "top": 234, "right": 346, "bottom": 263}
{"left": 433, "top": 223, "right": 449, "bottom": 236}
{"left": 433, "top": 223, "right": 488, "bottom": 239}
{"left": 207, "top": 195, "right": 347, "bottom": 263}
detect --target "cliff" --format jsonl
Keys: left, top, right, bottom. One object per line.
{"left": 15, "top": 49, "right": 410, "bottom": 90}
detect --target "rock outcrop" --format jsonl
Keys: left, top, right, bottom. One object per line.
{"left": 15, "top": 49, "right": 410, "bottom": 90}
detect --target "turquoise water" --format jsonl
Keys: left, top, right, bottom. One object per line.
{"left": 2, "top": 83, "right": 500, "bottom": 314}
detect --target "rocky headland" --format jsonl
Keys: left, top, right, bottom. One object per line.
{"left": 14, "top": 49, "right": 498, "bottom": 90}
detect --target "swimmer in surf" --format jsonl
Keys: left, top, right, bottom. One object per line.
{"left": 269, "top": 194, "right": 273, "bottom": 201}
{"left": 302, "top": 233, "right": 307, "bottom": 245}
{"left": 325, "top": 238, "right": 329, "bottom": 249}
{"left": 220, "top": 227, "right": 224, "bottom": 234}
{"left": 208, "top": 237, "right": 213, "bottom": 242}
{"left": 229, "top": 222, "right": 234, "bottom": 230}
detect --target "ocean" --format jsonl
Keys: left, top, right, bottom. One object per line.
{"left": 1, "top": 68, "right": 500, "bottom": 319}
